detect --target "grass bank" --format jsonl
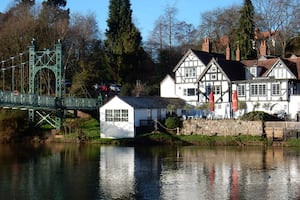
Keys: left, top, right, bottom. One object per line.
{"left": 21, "top": 117, "right": 300, "bottom": 147}
{"left": 47, "top": 118, "right": 268, "bottom": 146}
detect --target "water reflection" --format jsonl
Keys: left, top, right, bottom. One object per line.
{"left": 99, "top": 147, "right": 135, "bottom": 199}
{"left": 0, "top": 144, "right": 300, "bottom": 199}
{"left": 0, "top": 144, "right": 100, "bottom": 200}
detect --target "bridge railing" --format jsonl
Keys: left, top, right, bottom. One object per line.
{"left": 0, "top": 91, "right": 100, "bottom": 110}
{"left": 64, "top": 97, "right": 99, "bottom": 110}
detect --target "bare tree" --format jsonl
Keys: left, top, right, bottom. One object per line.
{"left": 253, "top": 0, "right": 300, "bottom": 56}
{"left": 174, "top": 21, "right": 198, "bottom": 53}
{"left": 147, "top": 16, "right": 167, "bottom": 53}
{"left": 68, "top": 13, "right": 99, "bottom": 57}
{"left": 146, "top": 4, "right": 198, "bottom": 59}
{"left": 0, "top": 3, "right": 35, "bottom": 57}
{"left": 164, "top": 6, "right": 177, "bottom": 51}
{"left": 147, "top": 5, "right": 178, "bottom": 53}
{"left": 198, "top": 6, "right": 240, "bottom": 53}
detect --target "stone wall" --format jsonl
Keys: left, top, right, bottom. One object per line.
{"left": 264, "top": 121, "right": 300, "bottom": 139}
{"left": 181, "top": 119, "right": 263, "bottom": 136}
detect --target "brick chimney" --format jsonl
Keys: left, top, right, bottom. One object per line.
{"left": 202, "top": 37, "right": 210, "bottom": 53}
{"left": 236, "top": 44, "right": 240, "bottom": 61}
{"left": 226, "top": 44, "right": 231, "bottom": 60}
{"left": 260, "top": 40, "right": 267, "bottom": 56}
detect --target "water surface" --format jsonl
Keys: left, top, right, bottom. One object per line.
{"left": 0, "top": 144, "right": 299, "bottom": 200}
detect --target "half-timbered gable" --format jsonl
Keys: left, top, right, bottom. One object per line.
{"left": 197, "top": 58, "right": 231, "bottom": 103}
{"left": 196, "top": 58, "right": 246, "bottom": 117}
{"left": 172, "top": 49, "right": 225, "bottom": 105}
{"left": 265, "top": 58, "right": 297, "bottom": 79}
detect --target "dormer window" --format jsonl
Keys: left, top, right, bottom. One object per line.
{"left": 250, "top": 66, "right": 257, "bottom": 77}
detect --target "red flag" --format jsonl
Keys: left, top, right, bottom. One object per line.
{"left": 209, "top": 92, "right": 214, "bottom": 112}
{"left": 232, "top": 90, "right": 238, "bottom": 112}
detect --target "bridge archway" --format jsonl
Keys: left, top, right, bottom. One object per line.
{"left": 29, "top": 40, "right": 64, "bottom": 98}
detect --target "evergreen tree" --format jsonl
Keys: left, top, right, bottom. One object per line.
{"left": 105, "top": 0, "right": 145, "bottom": 85}
{"left": 235, "top": 0, "right": 256, "bottom": 59}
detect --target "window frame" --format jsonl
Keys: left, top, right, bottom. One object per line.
{"left": 105, "top": 109, "right": 128, "bottom": 122}
{"left": 183, "top": 88, "right": 196, "bottom": 96}
{"left": 214, "top": 85, "right": 221, "bottom": 95}
{"left": 271, "top": 83, "right": 280, "bottom": 95}
{"left": 250, "top": 83, "right": 266, "bottom": 96}
{"left": 237, "top": 84, "right": 245, "bottom": 96}
{"left": 184, "top": 67, "right": 196, "bottom": 78}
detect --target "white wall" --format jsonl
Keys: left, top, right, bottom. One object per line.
{"left": 100, "top": 96, "right": 135, "bottom": 138}
{"left": 160, "top": 75, "right": 176, "bottom": 97}
{"left": 175, "top": 83, "right": 198, "bottom": 105}
{"left": 289, "top": 95, "right": 300, "bottom": 120}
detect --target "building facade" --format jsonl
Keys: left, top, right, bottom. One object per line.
{"left": 100, "top": 96, "right": 185, "bottom": 138}
{"left": 161, "top": 38, "right": 300, "bottom": 120}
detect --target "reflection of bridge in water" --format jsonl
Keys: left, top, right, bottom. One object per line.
{"left": 0, "top": 40, "right": 101, "bottom": 129}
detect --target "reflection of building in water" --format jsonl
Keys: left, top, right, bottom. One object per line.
{"left": 97, "top": 146, "right": 300, "bottom": 199}
{"left": 158, "top": 148, "right": 231, "bottom": 199}
{"left": 99, "top": 146, "right": 135, "bottom": 199}
{"left": 159, "top": 147, "right": 300, "bottom": 199}
{"left": 134, "top": 148, "right": 162, "bottom": 200}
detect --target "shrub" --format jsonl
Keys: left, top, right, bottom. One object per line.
{"left": 165, "top": 117, "right": 182, "bottom": 129}
{"left": 0, "top": 109, "right": 29, "bottom": 142}
{"left": 240, "top": 111, "right": 282, "bottom": 121}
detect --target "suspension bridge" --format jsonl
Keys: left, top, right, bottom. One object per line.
{"left": 0, "top": 40, "right": 101, "bottom": 129}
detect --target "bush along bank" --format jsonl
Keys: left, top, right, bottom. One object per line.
{"left": 0, "top": 109, "right": 30, "bottom": 143}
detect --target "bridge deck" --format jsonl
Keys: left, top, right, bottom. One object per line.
{"left": 0, "top": 91, "right": 100, "bottom": 110}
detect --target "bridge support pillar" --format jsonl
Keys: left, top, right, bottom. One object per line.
{"left": 28, "top": 109, "right": 35, "bottom": 123}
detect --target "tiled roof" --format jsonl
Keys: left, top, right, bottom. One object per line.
{"left": 119, "top": 96, "right": 186, "bottom": 109}
{"left": 197, "top": 58, "right": 246, "bottom": 82}
{"left": 216, "top": 59, "right": 246, "bottom": 81}
{"left": 242, "top": 56, "right": 300, "bottom": 78}
{"left": 286, "top": 56, "right": 300, "bottom": 79}
{"left": 191, "top": 49, "right": 226, "bottom": 66}
{"left": 242, "top": 58, "right": 277, "bottom": 70}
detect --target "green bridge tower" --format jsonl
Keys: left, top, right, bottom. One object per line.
{"left": 28, "top": 39, "right": 64, "bottom": 129}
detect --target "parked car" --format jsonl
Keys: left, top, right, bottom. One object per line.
{"left": 109, "top": 84, "right": 121, "bottom": 93}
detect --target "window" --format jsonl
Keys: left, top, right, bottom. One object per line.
{"left": 121, "top": 110, "right": 128, "bottom": 121}
{"left": 105, "top": 109, "right": 113, "bottom": 121}
{"left": 250, "top": 84, "right": 266, "bottom": 96}
{"left": 184, "top": 68, "right": 196, "bottom": 77}
{"left": 250, "top": 67, "right": 257, "bottom": 77}
{"left": 105, "top": 109, "right": 128, "bottom": 122}
{"left": 211, "top": 74, "right": 217, "bottom": 80}
{"left": 237, "top": 84, "right": 245, "bottom": 96}
{"left": 272, "top": 83, "right": 280, "bottom": 95}
{"left": 114, "top": 109, "right": 120, "bottom": 121}
{"left": 183, "top": 88, "right": 196, "bottom": 96}
{"left": 211, "top": 66, "right": 217, "bottom": 72}
{"left": 214, "top": 85, "right": 221, "bottom": 95}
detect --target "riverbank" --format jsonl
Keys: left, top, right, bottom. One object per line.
{"left": 42, "top": 117, "right": 271, "bottom": 146}
{"left": 0, "top": 110, "right": 296, "bottom": 147}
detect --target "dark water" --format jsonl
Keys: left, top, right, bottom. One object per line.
{"left": 0, "top": 144, "right": 300, "bottom": 200}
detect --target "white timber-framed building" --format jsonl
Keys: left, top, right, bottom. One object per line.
{"left": 160, "top": 38, "right": 300, "bottom": 120}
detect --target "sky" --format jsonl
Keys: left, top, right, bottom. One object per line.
{"left": 0, "top": 0, "right": 243, "bottom": 39}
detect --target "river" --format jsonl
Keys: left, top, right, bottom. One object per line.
{"left": 0, "top": 143, "right": 299, "bottom": 200}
